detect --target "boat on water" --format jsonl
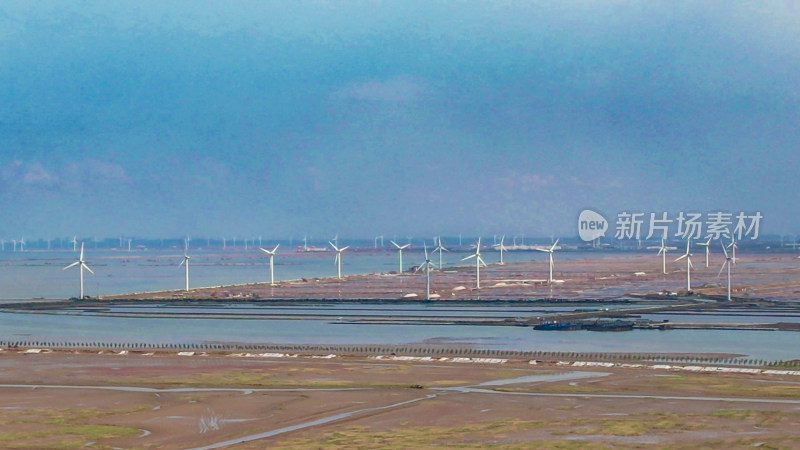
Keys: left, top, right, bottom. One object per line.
{"left": 584, "top": 319, "right": 635, "bottom": 332}
{"left": 533, "top": 319, "right": 636, "bottom": 332}
{"left": 532, "top": 321, "right": 583, "bottom": 331}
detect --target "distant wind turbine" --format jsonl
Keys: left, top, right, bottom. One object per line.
{"left": 390, "top": 240, "right": 410, "bottom": 274}
{"left": 259, "top": 244, "right": 280, "bottom": 286}
{"left": 719, "top": 242, "right": 733, "bottom": 301}
{"left": 330, "top": 241, "right": 349, "bottom": 279}
{"left": 433, "top": 237, "right": 449, "bottom": 270}
{"left": 462, "top": 237, "right": 487, "bottom": 289}
{"left": 178, "top": 243, "right": 191, "bottom": 292}
{"left": 62, "top": 242, "right": 94, "bottom": 299}
{"left": 415, "top": 243, "right": 437, "bottom": 300}
{"left": 697, "top": 237, "right": 712, "bottom": 267}
{"left": 72, "top": 236, "right": 77, "bottom": 251}
{"left": 674, "top": 240, "right": 693, "bottom": 291}
{"left": 727, "top": 236, "right": 738, "bottom": 265}
{"left": 535, "top": 240, "right": 559, "bottom": 284}
{"left": 493, "top": 235, "right": 508, "bottom": 264}
{"left": 657, "top": 239, "right": 668, "bottom": 274}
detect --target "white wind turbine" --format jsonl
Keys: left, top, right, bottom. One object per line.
{"left": 259, "top": 244, "right": 280, "bottom": 286}
{"left": 697, "top": 237, "right": 712, "bottom": 267}
{"left": 657, "top": 239, "right": 668, "bottom": 274}
{"left": 72, "top": 236, "right": 77, "bottom": 251}
{"left": 727, "top": 236, "right": 738, "bottom": 264}
{"left": 330, "top": 241, "right": 349, "bottom": 279}
{"left": 62, "top": 242, "right": 94, "bottom": 299}
{"left": 674, "top": 240, "right": 693, "bottom": 291}
{"left": 493, "top": 235, "right": 508, "bottom": 264}
{"left": 719, "top": 242, "right": 733, "bottom": 301}
{"left": 535, "top": 240, "right": 559, "bottom": 284}
{"left": 390, "top": 240, "right": 410, "bottom": 274}
{"left": 462, "top": 237, "right": 487, "bottom": 289}
{"left": 178, "top": 242, "right": 191, "bottom": 292}
{"left": 433, "top": 237, "right": 449, "bottom": 270}
{"left": 415, "top": 243, "right": 437, "bottom": 300}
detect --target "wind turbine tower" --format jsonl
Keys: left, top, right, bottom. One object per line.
{"left": 330, "top": 241, "right": 349, "bottom": 279}
{"left": 415, "top": 243, "right": 437, "bottom": 300}
{"left": 62, "top": 242, "right": 94, "bottom": 299}
{"left": 719, "top": 242, "right": 733, "bottom": 301}
{"left": 259, "top": 244, "right": 280, "bottom": 286}
{"left": 657, "top": 239, "right": 668, "bottom": 274}
{"left": 697, "top": 238, "right": 711, "bottom": 267}
{"left": 674, "top": 240, "right": 694, "bottom": 291}
{"left": 461, "top": 237, "right": 487, "bottom": 289}
{"left": 433, "top": 237, "right": 449, "bottom": 270}
{"left": 494, "top": 235, "right": 508, "bottom": 264}
{"left": 179, "top": 243, "right": 191, "bottom": 292}
{"left": 535, "top": 240, "right": 560, "bottom": 284}
{"left": 390, "top": 240, "right": 410, "bottom": 274}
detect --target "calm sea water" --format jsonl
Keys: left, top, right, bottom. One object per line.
{"left": 0, "top": 247, "right": 597, "bottom": 300}
{"left": 0, "top": 310, "right": 797, "bottom": 360}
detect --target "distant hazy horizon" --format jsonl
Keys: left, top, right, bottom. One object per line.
{"left": 2, "top": 2, "right": 798, "bottom": 238}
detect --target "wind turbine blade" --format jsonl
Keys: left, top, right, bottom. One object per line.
{"left": 179, "top": 259, "right": 185, "bottom": 267}
{"left": 718, "top": 261, "right": 728, "bottom": 278}
{"left": 674, "top": 254, "right": 687, "bottom": 262}
{"left": 400, "top": 244, "right": 410, "bottom": 250}
{"left": 390, "top": 240, "right": 400, "bottom": 249}
{"left": 550, "top": 239, "right": 559, "bottom": 251}
{"left": 721, "top": 243, "right": 729, "bottom": 258}
{"left": 341, "top": 246, "right": 350, "bottom": 251}
{"left": 63, "top": 261, "right": 79, "bottom": 270}
{"left": 688, "top": 259, "right": 694, "bottom": 269}
{"left": 329, "top": 241, "right": 339, "bottom": 251}
{"left": 534, "top": 248, "right": 548, "bottom": 253}
{"left": 82, "top": 263, "right": 94, "bottom": 275}
{"left": 259, "top": 247, "right": 269, "bottom": 254}
{"left": 462, "top": 254, "right": 477, "bottom": 261}
{"left": 272, "top": 244, "right": 280, "bottom": 253}
{"left": 479, "top": 257, "right": 487, "bottom": 268}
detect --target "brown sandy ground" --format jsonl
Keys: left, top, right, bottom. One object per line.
{"left": 1, "top": 351, "right": 799, "bottom": 449}
{"left": 100, "top": 252, "right": 800, "bottom": 302}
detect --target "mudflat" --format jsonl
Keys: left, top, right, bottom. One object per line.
{"left": 1, "top": 350, "right": 799, "bottom": 448}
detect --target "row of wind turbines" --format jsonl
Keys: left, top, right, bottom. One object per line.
{"left": 659, "top": 236, "right": 739, "bottom": 301}
{"left": 62, "top": 234, "right": 740, "bottom": 302}
{"left": 60, "top": 235, "right": 547, "bottom": 300}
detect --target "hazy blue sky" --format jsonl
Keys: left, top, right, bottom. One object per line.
{"left": 1, "top": 1, "right": 798, "bottom": 240}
